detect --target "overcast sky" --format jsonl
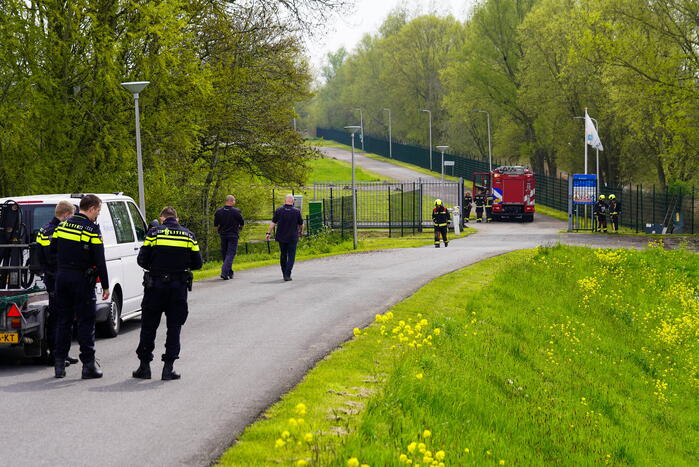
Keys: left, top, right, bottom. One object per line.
{"left": 307, "top": 0, "right": 476, "bottom": 76}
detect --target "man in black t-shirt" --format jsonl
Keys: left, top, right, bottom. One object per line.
{"left": 265, "top": 195, "right": 303, "bottom": 281}
{"left": 214, "top": 195, "right": 244, "bottom": 280}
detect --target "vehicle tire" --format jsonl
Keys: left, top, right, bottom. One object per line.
{"left": 493, "top": 214, "right": 502, "bottom": 222}
{"left": 97, "top": 293, "right": 121, "bottom": 338}
{"left": 523, "top": 214, "right": 534, "bottom": 222}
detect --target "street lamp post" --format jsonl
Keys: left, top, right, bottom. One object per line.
{"left": 436, "top": 145, "right": 449, "bottom": 181}
{"left": 421, "top": 109, "right": 432, "bottom": 171}
{"left": 353, "top": 108, "right": 364, "bottom": 152}
{"left": 121, "top": 81, "right": 150, "bottom": 216}
{"left": 383, "top": 108, "right": 392, "bottom": 158}
{"left": 473, "top": 110, "right": 492, "bottom": 172}
{"left": 344, "top": 125, "right": 362, "bottom": 250}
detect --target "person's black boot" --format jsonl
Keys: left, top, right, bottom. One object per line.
{"left": 66, "top": 355, "right": 79, "bottom": 365}
{"left": 82, "top": 361, "right": 103, "bottom": 379}
{"left": 445, "top": 242, "right": 449, "bottom": 247}
{"left": 54, "top": 360, "right": 66, "bottom": 379}
{"left": 132, "top": 360, "right": 151, "bottom": 379}
{"left": 162, "top": 362, "right": 181, "bottom": 380}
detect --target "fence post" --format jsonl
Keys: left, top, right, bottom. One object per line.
{"left": 330, "top": 187, "right": 334, "bottom": 229}
{"left": 341, "top": 195, "right": 345, "bottom": 239}
{"left": 640, "top": 184, "right": 643, "bottom": 232}
{"left": 272, "top": 189, "right": 275, "bottom": 217}
{"left": 413, "top": 182, "right": 417, "bottom": 235}
{"left": 636, "top": 184, "right": 640, "bottom": 233}
{"left": 388, "top": 184, "right": 392, "bottom": 237}
{"left": 401, "top": 184, "right": 405, "bottom": 237}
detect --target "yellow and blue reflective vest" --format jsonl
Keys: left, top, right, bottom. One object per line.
{"left": 51, "top": 213, "right": 109, "bottom": 289}
{"left": 36, "top": 216, "right": 60, "bottom": 274}
{"left": 138, "top": 217, "right": 203, "bottom": 274}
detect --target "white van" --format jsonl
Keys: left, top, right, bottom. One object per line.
{"left": 0, "top": 193, "right": 148, "bottom": 337}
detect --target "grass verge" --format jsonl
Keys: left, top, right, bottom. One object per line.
{"left": 217, "top": 244, "right": 699, "bottom": 466}
{"left": 194, "top": 229, "right": 475, "bottom": 281}
{"left": 308, "top": 157, "right": 392, "bottom": 183}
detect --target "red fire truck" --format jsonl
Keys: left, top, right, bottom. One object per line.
{"left": 473, "top": 166, "right": 536, "bottom": 222}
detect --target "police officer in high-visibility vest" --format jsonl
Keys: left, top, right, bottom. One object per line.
{"left": 594, "top": 194, "right": 609, "bottom": 233}
{"left": 474, "top": 190, "right": 486, "bottom": 223}
{"left": 51, "top": 194, "right": 109, "bottom": 379}
{"left": 463, "top": 191, "right": 472, "bottom": 225}
{"left": 432, "top": 199, "right": 451, "bottom": 248}
{"left": 36, "top": 200, "right": 77, "bottom": 366}
{"left": 608, "top": 194, "right": 621, "bottom": 233}
{"left": 133, "top": 206, "right": 202, "bottom": 380}
{"left": 484, "top": 191, "right": 494, "bottom": 222}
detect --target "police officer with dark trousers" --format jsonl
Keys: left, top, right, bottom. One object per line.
{"left": 133, "top": 206, "right": 202, "bottom": 380}
{"left": 594, "top": 194, "right": 609, "bottom": 233}
{"left": 608, "top": 194, "right": 621, "bottom": 233}
{"left": 432, "top": 199, "right": 451, "bottom": 248}
{"left": 266, "top": 194, "right": 303, "bottom": 281}
{"left": 463, "top": 191, "right": 472, "bottom": 225}
{"left": 474, "top": 190, "right": 486, "bottom": 223}
{"left": 214, "top": 194, "right": 244, "bottom": 280}
{"left": 51, "top": 194, "right": 109, "bottom": 379}
{"left": 36, "top": 200, "right": 77, "bottom": 366}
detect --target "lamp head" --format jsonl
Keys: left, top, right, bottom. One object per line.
{"left": 436, "top": 145, "right": 449, "bottom": 151}
{"left": 344, "top": 125, "right": 362, "bottom": 135}
{"left": 121, "top": 81, "right": 150, "bottom": 94}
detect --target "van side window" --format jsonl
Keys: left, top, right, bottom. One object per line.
{"left": 127, "top": 202, "right": 147, "bottom": 242}
{"left": 108, "top": 201, "right": 135, "bottom": 243}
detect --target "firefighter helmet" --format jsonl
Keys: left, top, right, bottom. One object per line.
{"left": 599, "top": 195, "right": 606, "bottom": 200}
{"left": 609, "top": 194, "right": 616, "bottom": 200}
{"left": 435, "top": 199, "right": 443, "bottom": 206}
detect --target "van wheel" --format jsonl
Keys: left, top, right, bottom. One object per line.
{"left": 523, "top": 214, "right": 534, "bottom": 222}
{"left": 97, "top": 294, "right": 121, "bottom": 338}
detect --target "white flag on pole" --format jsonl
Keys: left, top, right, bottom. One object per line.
{"left": 585, "top": 110, "right": 603, "bottom": 151}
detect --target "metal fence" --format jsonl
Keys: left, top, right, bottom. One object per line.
{"left": 317, "top": 127, "right": 697, "bottom": 234}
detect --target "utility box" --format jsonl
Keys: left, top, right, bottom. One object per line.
{"left": 308, "top": 201, "right": 323, "bottom": 235}
{"left": 293, "top": 195, "right": 303, "bottom": 211}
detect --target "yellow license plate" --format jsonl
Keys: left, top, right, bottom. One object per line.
{"left": 0, "top": 333, "right": 19, "bottom": 344}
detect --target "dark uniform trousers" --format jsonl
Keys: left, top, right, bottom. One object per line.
{"left": 53, "top": 270, "right": 96, "bottom": 364}
{"left": 434, "top": 226, "right": 448, "bottom": 244}
{"left": 463, "top": 200, "right": 472, "bottom": 225}
{"left": 136, "top": 279, "right": 189, "bottom": 363}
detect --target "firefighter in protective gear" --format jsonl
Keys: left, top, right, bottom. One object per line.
{"left": 474, "top": 190, "right": 486, "bottom": 222}
{"left": 484, "top": 192, "right": 494, "bottom": 222}
{"left": 36, "top": 200, "right": 77, "bottom": 366}
{"left": 463, "top": 191, "right": 472, "bottom": 225}
{"left": 133, "top": 206, "right": 203, "bottom": 381}
{"left": 594, "top": 194, "right": 609, "bottom": 233}
{"left": 608, "top": 194, "right": 621, "bottom": 232}
{"left": 50, "top": 194, "right": 110, "bottom": 379}
{"left": 432, "top": 199, "right": 451, "bottom": 248}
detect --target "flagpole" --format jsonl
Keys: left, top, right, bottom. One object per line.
{"left": 584, "top": 107, "right": 588, "bottom": 175}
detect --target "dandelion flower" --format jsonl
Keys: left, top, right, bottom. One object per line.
{"left": 435, "top": 450, "right": 445, "bottom": 460}
{"left": 281, "top": 430, "right": 290, "bottom": 439}
{"left": 295, "top": 403, "right": 307, "bottom": 416}
{"left": 288, "top": 418, "right": 298, "bottom": 427}
{"left": 416, "top": 373, "right": 424, "bottom": 380}
{"left": 418, "top": 442, "right": 426, "bottom": 453}
{"left": 347, "top": 458, "right": 360, "bottom": 467}
{"left": 464, "top": 448, "right": 470, "bottom": 453}
{"left": 399, "top": 454, "right": 408, "bottom": 463}
{"left": 297, "top": 418, "right": 305, "bottom": 425}
{"left": 499, "top": 460, "right": 506, "bottom": 465}
{"left": 296, "top": 460, "right": 308, "bottom": 466}
{"left": 304, "top": 432, "right": 313, "bottom": 442}
{"left": 433, "top": 328, "right": 441, "bottom": 335}
{"left": 486, "top": 450, "right": 492, "bottom": 456}
{"left": 275, "top": 439, "right": 285, "bottom": 448}
{"left": 407, "top": 442, "right": 417, "bottom": 453}
{"left": 423, "top": 430, "right": 431, "bottom": 438}
{"left": 361, "top": 464, "right": 370, "bottom": 467}
{"left": 423, "top": 456, "right": 433, "bottom": 464}
{"left": 353, "top": 328, "right": 362, "bottom": 336}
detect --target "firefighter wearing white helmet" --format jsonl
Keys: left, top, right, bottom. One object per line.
{"left": 594, "top": 194, "right": 609, "bottom": 233}
{"left": 432, "top": 199, "right": 451, "bottom": 248}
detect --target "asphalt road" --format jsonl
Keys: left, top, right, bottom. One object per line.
{"left": 1, "top": 147, "right": 677, "bottom": 467}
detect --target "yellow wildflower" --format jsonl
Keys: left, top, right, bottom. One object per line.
{"left": 275, "top": 438, "right": 285, "bottom": 448}
{"left": 347, "top": 458, "right": 360, "bottom": 467}
{"left": 423, "top": 430, "right": 431, "bottom": 438}
{"left": 418, "top": 442, "right": 426, "bottom": 453}
{"left": 433, "top": 328, "right": 441, "bottom": 335}
{"left": 353, "top": 328, "right": 362, "bottom": 336}
{"left": 288, "top": 418, "right": 298, "bottom": 427}
{"left": 281, "top": 430, "right": 290, "bottom": 439}
{"left": 399, "top": 454, "right": 408, "bottom": 463}
{"left": 304, "top": 432, "right": 313, "bottom": 442}
{"left": 416, "top": 373, "right": 424, "bottom": 380}
{"left": 499, "top": 461, "right": 506, "bottom": 465}
{"left": 407, "top": 442, "right": 417, "bottom": 453}
{"left": 297, "top": 418, "right": 305, "bottom": 425}
{"left": 296, "top": 461, "right": 308, "bottom": 466}
{"left": 295, "top": 403, "right": 307, "bottom": 416}
{"left": 435, "top": 450, "right": 445, "bottom": 460}
{"left": 464, "top": 448, "right": 470, "bottom": 453}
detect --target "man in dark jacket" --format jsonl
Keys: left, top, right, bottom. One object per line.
{"left": 133, "top": 206, "right": 203, "bottom": 380}
{"left": 432, "top": 199, "right": 451, "bottom": 248}
{"left": 266, "top": 195, "right": 303, "bottom": 281}
{"left": 51, "top": 194, "right": 110, "bottom": 379}
{"left": 214, "top": 195, "right": 244, "bottom": 280}
{"left": 36, "top": 200, "right": 76, "bottom": 366}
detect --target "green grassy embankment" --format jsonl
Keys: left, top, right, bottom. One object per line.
{"left": 308, "top": 157, "right": 391, "bottom": 183}
{"left": 217, "top": 243, "right": 699, "bottom": 466}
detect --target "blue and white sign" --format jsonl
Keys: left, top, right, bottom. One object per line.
{"left": 572, "top": 174, "right": 597, "bottom": 205}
